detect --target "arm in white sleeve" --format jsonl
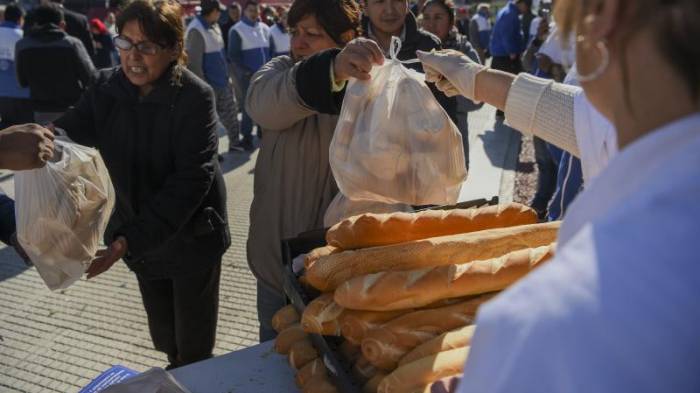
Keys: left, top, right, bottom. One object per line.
{"left": 504, "top": 72, "right": 581, "bottom": 158}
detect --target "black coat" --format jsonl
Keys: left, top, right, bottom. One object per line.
{"left": 54, "top": 66, "right": 230, "bottom": 278}
{"left": 24, "top": 6, "right": 95, "bottom": 57}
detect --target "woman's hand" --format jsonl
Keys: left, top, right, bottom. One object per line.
{"left": 416, "top": 49, "right": 487, "bottom": 101}
{"left": 86, "top": 236, "right": 128, "bottom": 279}
{"left": 333, "top": 38, "right": 385, "bottom": 82}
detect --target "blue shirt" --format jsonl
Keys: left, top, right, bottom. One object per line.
{"left": 0, "top": 22, "right": 30, "bottom": 98}
{"left": 489, "top": 2, "right": 524, "bottom": 57}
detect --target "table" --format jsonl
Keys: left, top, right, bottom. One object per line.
{"left": 170, "top": 341, "right": 300, "bottom": 393}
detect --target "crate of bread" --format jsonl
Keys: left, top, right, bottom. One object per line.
{"left": 274, "top": 199, "right": 559, "bottom": 393}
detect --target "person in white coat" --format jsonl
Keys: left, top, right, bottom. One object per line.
{"left": 417, "top": 0, "right": 700, "bottom": 391}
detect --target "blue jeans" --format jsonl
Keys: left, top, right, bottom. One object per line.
{"left": 0, "top": 194, "right": 16, "bottom": 245}
{"left": 256, "top": 281, "right": 287, "bottom": 342}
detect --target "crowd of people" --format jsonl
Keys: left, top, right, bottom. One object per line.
{"left": 0, "top": 0, "right": 698, "bottom": 390}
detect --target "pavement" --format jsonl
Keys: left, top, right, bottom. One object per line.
{"left": 0, "top": 104, "right": 520, "bottom": 393}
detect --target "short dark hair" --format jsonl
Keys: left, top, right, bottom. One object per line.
{"left": 33, "top": 3, "right": 64, "bottom": 26}
{"left": 423, "top": 0, "right": 455, "bottom": 26}
{"left": 244, "top": 0, "right": 258, "bottom": 10}
{"left": 3, "top": 2, "right": 25, "bottom": 23}
{"left": 288, "top": 0, "right": 361, "bottom": 46}
{"left": 116, "top": 0, "right": 185, "bottom": 62}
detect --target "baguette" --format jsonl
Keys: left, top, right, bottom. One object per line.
{"left": 274, "top": 323, "right": 306, "bottom": 355}
{"left": 307, "top": 222, "right": 560, "bottom": 291}
{"left": 295, "top": 358, "right": 326, "bottom": 388}
{"left": 302, "top": 374, "right": 339, "bottom": 393}
{"left": 377, "top": 347, "right": 469, "bottom": 393}
{"left": 289, "top": 339, "right": 319, "bottom": 369}
{"left": 363, "top": 372, "right": 387, "bottom": 393}
{"left": 335, "top": 244, "right": 555, "bottom": 311}
{"left": 340, "top": 309, "right": 408, "bottom": 345}
{"left": 301, "top": 293, "right": 345, "bottom": 336}
{"left": 399, "top": 325, "right": 475, "bottom": 366}
{"left": 305, "top": 245, "right": 341, "bottom": 269}
{"left": 361, "top": 295, "right": 492, "bottom": 370}
{"left": 272, "top": 304, "right": 300, "bottom": 333}
{"left": 326, "top": 203, "right": 538, "bottom": 250}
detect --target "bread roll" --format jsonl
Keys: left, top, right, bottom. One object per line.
{"left": 289, "top": 339, "right": 319, "bottom": 369}
{"left": 340, "top": 309, "right": 408, "bottom": 345}
{"left": 399, "top": 325, "right": 475, "bottom": 366}
{"left": 363, "top": 372, "right": 387, "bottom": 393}
{"left": 274, "top": 323, "right": 306, "bottom": 355}
{"left": 326, "top": 203, "right": 538, "bottom": 250}
{"left": 296, "top": 358, "right": 326, "bottom": 388}
{"left": 377, "top": 347, "right": 469, "bottom": 393}
{"left": 335, "top": 244, "right": 555, "bottom": 311}
{"left": 361, "top": 295, "right": 492, "bottom": 370}
{"left": 352, "top": 355, "right": 379, "bottom": 384}
{"left": 302, "top": 293, "right": 345, "bottom": 335}
{"left": 302, "top": 374, "right": 339, "bottom": 393}
{"left": 305, "top": 245, "right": 341, "bottom": 269}
{"left": 307, "top": 222, "right": 560, "bottom": 291}
{"left": 272, "top": 304, "right": 300, "bottom": 333}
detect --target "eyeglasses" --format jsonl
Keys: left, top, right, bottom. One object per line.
{"left": 114, "top": 36, "right": 163, "bottom": 55}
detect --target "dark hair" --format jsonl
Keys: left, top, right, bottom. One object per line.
{"left": 244, "top": 0, "right": 258, "bottom": 10}
{"left": 229, "top": 2, "right": 241, "bottom": 11}
{"left": 556, "top": 0, "right": 700, "bottom": 103}
{"left": 33, "top": 3, "right": 64, "bottom": 26}
{"left": 288, "top": 0, "right": 361, "bottom": 46}
{"left": 116, "top": 0, "right": 186, "bottom": 65}
{"left": 423, "top": 0, "right": 455, "bottom": 26}
{"left": 3, "top": 2, "right": 24, "bottom": 23}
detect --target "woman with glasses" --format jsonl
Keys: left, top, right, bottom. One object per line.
{"left": 50, "top": 0, "right": 230, "bottom": 369}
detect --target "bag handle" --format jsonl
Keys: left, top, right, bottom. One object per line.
{"left": 389, "top": 36, "right": 420, "bottom": 65}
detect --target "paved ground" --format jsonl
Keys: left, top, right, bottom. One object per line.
{"left": 0, "top": 104, "right": 520, "bottom": 393}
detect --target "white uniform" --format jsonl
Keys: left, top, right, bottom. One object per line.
{"left": 457, "top": 113, "right": 700, "bottom": 393}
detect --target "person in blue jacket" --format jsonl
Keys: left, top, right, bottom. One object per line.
{"left": 489, "top": 0, "right": 529, "bottom": 117}
{"left": 228, "top": 0, "right": 271, "bottom": 151}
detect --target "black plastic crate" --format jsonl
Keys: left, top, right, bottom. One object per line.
{"left": 279, "top": 197, "right": 499, "bottom": 392}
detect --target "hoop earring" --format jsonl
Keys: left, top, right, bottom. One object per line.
{"left": 575, "top": 39, "right": 610, "bottom": 83}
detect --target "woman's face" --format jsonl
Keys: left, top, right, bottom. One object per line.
{"left": 118, "top": 20, "right": 177, "bottom": 95}
{"left": 290, "top": 15, "right": 340, "bottom": 61}
{"left": 422, "top": 3, "right": 451, "bottom": 41}
{"left": 365, "top": 0, "right": 408, "bottom": 36}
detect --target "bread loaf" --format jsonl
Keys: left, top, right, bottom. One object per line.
{"left": 361, "top": 295, "right": 492, "bottom": 370}
{"left": 274, "top": 323, "right": 307, "bottom": 355}
{"left": 335, "top": 244, "right": 555, "bottom": 311}
{"left": 302, "top": 293, "right": 345, "bottom": 335}
{"left": 305, "top": 245, "right": 341, "bottom": 269}
{"left": 289, "top": 339, "right": 319, "bottom": 369}
{"left": 302, "top": 374, "right": 339, "bottom": 393}
{"left": 326, "top": 203, "right": 538, "bottom": 250}
{"left": 377, "top": 347, "right": 469, "bottom": 393}
{"left": 340, "top": 309, "right": 408, "bottom": 345}
{"left": 307, "top": 222, "right": 560, "bottom": 291}
{"left": 296, "top": 358, "right": 326, "bottom": 388}
{"left": 363, "top": 372, "right": 387, "bottom": 393}
{"left": 272, "top": 304, "right": 300, "bottom": 333}
{"left": 399, "top": 325, "right": 475, "bottom": 366}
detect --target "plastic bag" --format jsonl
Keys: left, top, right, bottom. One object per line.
{"left": 101, "top": 368, "right": 192, "bottom": 393}
{"left": 323, "top": 192, "right": 413, "bottom": 227}
{"left": 329, "top": 37, "right": 467, "bottom": 206}
{"left": 14, "top": 139, "right": 115, "bottom": 290}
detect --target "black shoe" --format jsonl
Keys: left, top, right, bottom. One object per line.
{"left": 242, "top": 139, "right": 254, "bottom": 152}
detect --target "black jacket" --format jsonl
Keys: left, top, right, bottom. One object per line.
{"left": 295, "top": 13, "right": 457, "bottom": 123}
{"left": 54, "top": 66, "right": 230, "bottom": 278}
{"left": 24, "top": 6, "right": 95, "bottom": 57}
{"left": 15, "top": 25, "right": 96, "bottom": 112}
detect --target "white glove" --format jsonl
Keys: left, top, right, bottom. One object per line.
{"left": 416, "top": 49, "right": 487, "bottom": 102}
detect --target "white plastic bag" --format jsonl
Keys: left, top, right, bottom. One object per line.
{"left": 323, "top": 192, "right": 413, "bottom": 227}
{"left": 14, "top": 139, "right": 115, "bottom": 290}
{"left": 329, "top": 37, "right": 467, "bottom": 206}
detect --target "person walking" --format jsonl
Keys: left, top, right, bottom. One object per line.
{"left": 468, "top": 3, "right": 491, "bottom": 62}
{"left": 268, "top": 6, "right": 289, "bottom": 57}
{"left": 228, "top": 0, "right": 270, "bottom": 151}
{"left": 185, "top": 0, "right": 240, "bottom": 156}
{"left": 90, "top": 18, "right": 115, "bottom": 69}
{"left": 15, "top": 3, "right": 95, "bottom": 124}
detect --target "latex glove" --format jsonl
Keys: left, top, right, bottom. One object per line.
{"left": 416, "top": 49, "right": 487, "bottom": 101}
